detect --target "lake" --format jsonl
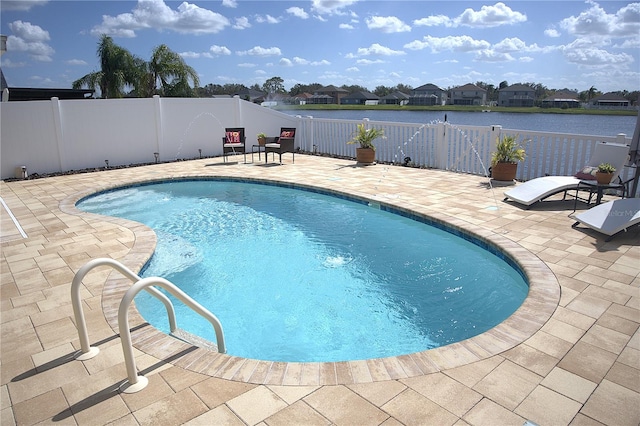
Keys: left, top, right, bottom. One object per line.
{"left": 283, "top": 109, "right": 637, "bottom": 138}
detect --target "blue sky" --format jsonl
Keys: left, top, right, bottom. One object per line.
{"left": 1, "top": 0, "right": 639, "bottom": 93}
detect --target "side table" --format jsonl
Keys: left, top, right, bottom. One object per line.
{"left": 251, "top": 144, "right": 266, "bottom": 162}
{"left": 572, "top": 180, "right": 625, "bottom": 212}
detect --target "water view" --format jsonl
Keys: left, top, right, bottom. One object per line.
{"left": 283, "top": 109, "right": 636, "bottom": 137}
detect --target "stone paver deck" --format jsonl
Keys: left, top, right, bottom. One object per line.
{"left": 1, "top": 155, "right": 638, "bottom": 425}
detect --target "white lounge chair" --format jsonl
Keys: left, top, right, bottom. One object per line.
{"left": 504, "top": 141, "right": 630, "bottom": 207}
{"left": 572, "top": 198, "right": 640, "bottom": 241}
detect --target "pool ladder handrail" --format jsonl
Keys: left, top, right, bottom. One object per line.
{"left": 71, "top": 258, "right": 226, "bottom": 393}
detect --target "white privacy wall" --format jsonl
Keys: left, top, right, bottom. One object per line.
{"left": 0, "top": 96, "right": 299, "bottom": 179}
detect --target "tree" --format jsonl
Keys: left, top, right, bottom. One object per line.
{"left": 374, "top": 85, "right": 392, "bottom": 97}
{"left": 289, "top": 83, "right": 323, "bottom": 96}
{"left": 395, "top": 83, "right": 413, "bottom": 94}
{"left": 137, "top": 44, "right": 199, "bottom": 97}
{"left": 73, "top": 35, "right": 139, "bottom": 98}
{"left": 341, "top": 84, "right": 369, "bottom": 93}
{"left": 262, "top": 76, "right": 285, "bottom": 94}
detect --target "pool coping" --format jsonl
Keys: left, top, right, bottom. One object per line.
{"left": 60, "top": 175, "right": 561, "bottom": 386}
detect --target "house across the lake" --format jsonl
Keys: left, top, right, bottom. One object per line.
{"left": 449, "top": 83, "right": 487, "bottom": 106}
{"left": 498, "top": 84, "right": 535, "bottom": 107}
{"left": 408, "top": 84, "right": 447, "bottom": 106}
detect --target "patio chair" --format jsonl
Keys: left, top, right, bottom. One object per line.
{"left": 265, "top": 128, "right": 296, "bottom": 164}
{"left": 503, "top": 141, "right": 630, "bottom": 208}
{"left": 572, "top": 198, "right": 640, "bottom": 241}
{"left": 222, "top": 128, "right": 246, "bottom": 163}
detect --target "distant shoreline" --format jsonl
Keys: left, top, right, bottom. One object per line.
{"left": 274, "top": 104, "right": 638, "bottom": 117}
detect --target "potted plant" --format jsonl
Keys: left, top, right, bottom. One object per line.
{"left": 347, "top": 123, "right": 385, "bottom": 165}
{"left": 491, "top": 134, "right": 526, "bottom": 181}
{"left": 257, "top": 132, "right": 267, "bottom": 146}
{"left": 595, "top": 162, "right": 615, "bottom": 184}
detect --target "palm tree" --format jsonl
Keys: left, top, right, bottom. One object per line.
{"left": 137, "top": 44, "right": 199, "bottom": 97}
{"left": 72, "top": 35, "right": 138, "bottom": 98}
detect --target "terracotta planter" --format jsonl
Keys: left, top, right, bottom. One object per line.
{"left": 356, "top": 147, "right": 376, "bottom": 165}
{"left": 595, "top": 171, "right": 613, "bottom": 185}
{"left": 491, "top": 162, "right": 518, "bottom": 181}
{"left": 257, "top": 137, "right": 266, "bottom": 146}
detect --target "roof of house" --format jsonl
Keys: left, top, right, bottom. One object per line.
{"left": 592, "top": 92, "right": 628, "bottom": 102}
{"left": 1, "top": 86, "right": 95, "bottom": 101}
{"left": 543, "top": 91, "right": 580, "bottom": 101}
{"left": 1, "top": 68, "right": 95, "bottom": 101}
{"left": 413, "top": 83, "right": 445, "bottom": 92}
{"left": 342, "top": 91, "right": 379, "bottom": 100}
{"left": 380, "top": 91, "right": 410, "bottom": 100}
{"left": 501, "top": 84, "right": 535, "bottom": 92}
{"left": 233, "top": 88, "right": 266, "bottom": 100}
{"left": 452, "top": 83, "right": 487, "bottom": 92}
{"left": 316, "top": 85, "right": 349, "bottom": 93}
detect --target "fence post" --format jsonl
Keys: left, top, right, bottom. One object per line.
{"left": 615, "top": 133, "right": 627, "bottom": 144}
{"left": 490, "top": 125, "right": 502, "bottom": 155}
{"left": 153, "top": 95, "right": 163, "bottom": 162}
{"left": 435, "top": 122, "right": 447, "bottom": 170}
{"left": 51, "top": 97, "right": 65, "bottom": 173}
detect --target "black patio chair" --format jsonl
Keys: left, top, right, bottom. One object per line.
{"left": 265, "top": 128, "right": 296, "bottom": 164}
{"left": 222, "top": 127, "right": 246, "bottom": 163}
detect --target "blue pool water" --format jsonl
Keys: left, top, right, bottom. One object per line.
{"left": 78, "top": 179, "right": 528, "bottom": 362}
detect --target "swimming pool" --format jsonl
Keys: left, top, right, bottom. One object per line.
{"left": 78, "top": 179, "right": 528, "bottom": 362}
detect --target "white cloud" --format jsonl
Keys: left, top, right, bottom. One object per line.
{"left": 91, "top": 0, "right": 230, "bottom": 37}
{"left": 545, "top": 28, "right": 561, "bottom": 38}
{"left": 475, "top": 50, "right": 515, "bottom": 62}
{"left": 562, "top": 42, "right": 634, "bottom": 67}
{"left": 0, "top": 58, "right": 27, "bottom": 68}
{"left": 280, "top": 58, "right": 293, "bottom": 66}
{"left": 66, "top": 59, "right": 88, "bottom": 66}
{"left": 404, "top": 35, "right": 490, "bottom": 53}
{"left": 560, "top": 1, "right": 640, "bottom": 38}
{"left": 413, "top": 15, "right": 453, "bottom": 27}
{"left": 339, "top": 23, "right": 354, "bottom": 30}
{"left": 347, "top": 66, "right": 359, "bottom": 72}
{"left": 210, "top": 45, "right": 231, "bottom": 56}
{"left": 237, "top": 63, "right": 256, "bottom": 68}
{"left": 455, "top": 2, "right": 527, "bottom": 28}
{"left": 0, "top": 0, "right": 47, "bottom": 11}
{"left": 233, "top": 17, "right": 251, "bottom": 30}
{"left": 286, "top": 7, "right": 309, "bottom": 19}
{"left": 7, "top": 21, "right": 54, "bottom": 61}
{"left": 356, "top": 58, "right": 385, "bottom": 65}
{"left": 311, "top": 0, "right": 358, "bottom": 16}
{"left": 256, "top": 14, "right": 280, "bottom": 24}
{"left": 366, "top": 16, "right": 411, "bottom": 33}
{"left": 221, "top": 0, "right": 237, "bottom": 8}
{"left": 492, "top": 37, "right": 543, "bottom": 54}
{"left": 180, "top": 51, "right": 201, "bottom": 58}
{"left": 8, "top": 20, "right": 50, "bottom": 42}
{"left": 236, "top": 46, "right": 282, "bottom": 56}
{"left": 353, "top": 43, "right": 405, "bottom": 56}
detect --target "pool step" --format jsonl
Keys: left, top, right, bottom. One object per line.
{"left": 171, "top": 328, "right": 218, "bottom": 351}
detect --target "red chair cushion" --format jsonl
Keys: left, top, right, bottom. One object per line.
{"left": 226, "top": 131, "right": 241, "bottom": 143}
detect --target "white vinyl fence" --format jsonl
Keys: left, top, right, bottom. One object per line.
{"left": 1, "top": 97, "right": 635, "bottom": 196}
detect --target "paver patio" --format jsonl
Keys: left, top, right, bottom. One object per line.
{"left": 1, "top": 154, "right": 638, "bottom": 425}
